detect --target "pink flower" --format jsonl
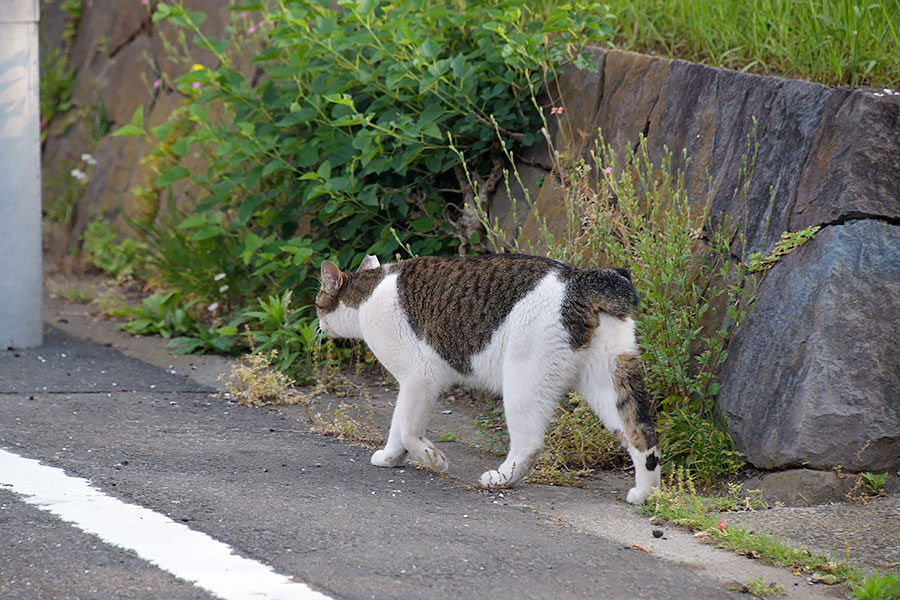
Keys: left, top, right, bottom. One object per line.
{"left": 192, "top": 81, "right": 201, "bottom": 90}
{"left": 248, "top": 25, "right": 256, "bottom": 34}
{"left": 716, "top": 520, "right": 727, "bottom": 532}
{"left": 153, "top": 79, "right": 161, "bottom": 89}
{"left": 141, "top": 0, "right": 148, "bottom": 6}
{"left": 603, "top": 166, "right": 612, "bottom": 176}
{"left": 550, "top": 106, "right": 565, "bottom": 115}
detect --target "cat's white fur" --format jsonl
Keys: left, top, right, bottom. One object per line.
{"left": 318, "top": 257, "right": 661, "bottom": 504}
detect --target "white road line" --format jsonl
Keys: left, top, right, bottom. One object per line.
{"left": 0, "top": 447, "right": 333, "bottom": 600}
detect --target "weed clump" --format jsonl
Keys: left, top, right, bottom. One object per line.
{"left": 310, "top": 401, "right": 383, "bottom": 449}
{"left": 529, "top": 394, "right": 625, "bottom": 486}
{"left": 218, "top": 350, "right": 308, "bottom": 408}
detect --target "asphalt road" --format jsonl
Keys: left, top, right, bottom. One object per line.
{"left": 0, "top": 326, "right": 742, "bottom": 599}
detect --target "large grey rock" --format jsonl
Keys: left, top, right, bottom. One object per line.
{"left": 791, "top": 88, "right": 900, "bottom": 230}
{"left": 513, "top": 48, "right": 900, "bottom": 472}
{"left": 717, "top": 220, "right": 900, "bottom": 471}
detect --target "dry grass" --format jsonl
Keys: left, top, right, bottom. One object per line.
{"left": 218, "top": 350, "right": 309, "bottom": 407}
{"left": 219, "top": 344, "right": 384, "bottom": 448}
{"left": 528, "top": 394, "right": 626, "bottom": 486}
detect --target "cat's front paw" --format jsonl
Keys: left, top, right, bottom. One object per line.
{"left": 371, "top": 448, "right": 406, "bottom": 467}
{"left": 625, "top": 486, "right": 653, "bottom": 505}
{"left": 479, "top": 469, "right": 511, "bottom": 489}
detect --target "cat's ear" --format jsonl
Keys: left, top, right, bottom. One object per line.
{"left": 357, "top": 255, "right": 380, "bottom": 272}
{"left": 320, "top": 260, "right": 345, "bottom": 294}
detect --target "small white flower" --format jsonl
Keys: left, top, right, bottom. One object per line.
{"left": 70, "top": 168, "right": 88, "bottom": 182}
{"left": 214, "top": 272, "right": 226, "bottom": 281}
{"left": 219, "top": 284, "right": 229, "bottom": 293}
{"left": 81, "top": 153, "right": 98, "bottom": 166}
{"left": 207, "top": 302, "right": 219, "bottom": 312}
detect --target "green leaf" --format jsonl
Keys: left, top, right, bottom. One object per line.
{"left": 410, "top": 216, "right": 434, "bottom": 232}
{"left": 185, "top": 10, "right": 206, "bottom": 27}
{"left": 154, "top": 165, "right": 190, "bottom": 187}
{"left": 291, "top": 247, "right": 314, "bottom": 265}
{"left": 262, "top": 160, "right": 285, "bottom": 176}
{"left": 297, "top": 144, "right": 318, "bottom": 168}
{"left": 324, "top": 93, "right": 355, "bottom": 108}
{"left": 276, "top": 107, "right": 316, "bottom": 126}
{"left": 332, "top": 114, "right": 364, "bottom": 127}
{"left": 169, "top": 137, "right": 190, "bottom": 157}
{"left": 150, "top": 122, "right": 173, "bottom": 141}
{"left": 418, "top": 38, "right": 442, "bottom": 59}
{"left": 111, "top": 123, "right": 146, "bottom": 138}
{"left": 177, "top": 215, "right": 208, "bottom": 229}
{"left": 423, "top": 123, "right": 442, "bottom": 139}
{"left": 191, "top": 225, "right": 225, "bottom": 241}
{"left": 314, "top": 16, "right": 336, "bottom": 35}
{"left": 240, "top": 232, "right": 266, "bottom": 264}
{"left": 215, "top": 325, "right": 239, "bottom": 336}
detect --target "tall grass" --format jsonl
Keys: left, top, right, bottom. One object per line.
{"left": 593, "top": 0, "right": 900, "bottom": 87}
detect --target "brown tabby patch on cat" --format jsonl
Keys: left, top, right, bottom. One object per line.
{"left": 562, "top": 268, "right": 639, "bottom": 348}
{"left": 396, "top": 255, "right": 554, "bottom": 374}
{"left": 340, "top": 267, "right": 389, "bottom": 308}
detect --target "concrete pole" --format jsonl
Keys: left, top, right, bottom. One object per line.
{"left": 0, "top": 0, "right": 43, "bottom": 348}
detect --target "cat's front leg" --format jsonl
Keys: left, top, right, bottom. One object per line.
{"left": 373, "top": 378, "right": 448, "bottom": 472}
{"left": 371, "top": 393, "right": 408, "bottom": 467}
{"left": 370, "top": 448, "right": 407, "bottom": 467}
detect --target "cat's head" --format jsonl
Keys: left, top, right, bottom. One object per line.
{"left": 316, "top": 255, "right": 381, "bottom": 337}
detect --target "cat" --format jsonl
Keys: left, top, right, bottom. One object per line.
{"left": 315, "top": 253, "right": 661, "bottom": 504}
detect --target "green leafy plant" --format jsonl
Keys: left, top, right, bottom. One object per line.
{"left": 746, "top": 226, "right": 820, "bottom": 273}
{"left": 107, "top": 290, "right": 242, "bottom": 354}
{"left": 81, "top": 218, "right": 148, "bottom": 279}
{"left": 862, "top": 472, "right": 887, "bottom": 495}
{"left": 112, "top": 0, "right": 612, "bottom": 327}
{"left": 39, "top": 0, "right": 82, "bottom": 134}
{"left": 850, "top": 572, "right": 900, "bottom": 600}
{"left": 39, "top": 47, "right": 76, "bottom": 133}
{"left": 472, "top": 392, "right": 510, "bottom": 456}
{"left": 241, "top": 290, "right": 320, "bottom": 380}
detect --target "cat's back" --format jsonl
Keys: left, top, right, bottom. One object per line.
{"left": 397, "top": 255, "right": 560, "bottom": 325}
{"left": 391, "top": 255, "right": 562, "bottom": 373}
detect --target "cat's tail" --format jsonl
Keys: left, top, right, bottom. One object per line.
{"left": 570, "top": 268, "right": 640, "bottom": 319}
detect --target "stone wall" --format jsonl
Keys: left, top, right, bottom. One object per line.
{"left": 41, "top": 0, "right": 227, "bottom": 257}
{"left": 522, "top": 48, "right": 900, "bottom": 472}
{"left": 41, "top": 3, "right": 900, "bottom": 473}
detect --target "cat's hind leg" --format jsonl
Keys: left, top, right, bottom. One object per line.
{"left": 372, "top": 378, "right": 447, "bottom": 472}
{"left": 578, "top": 322, "right": 660, "bottom": 504}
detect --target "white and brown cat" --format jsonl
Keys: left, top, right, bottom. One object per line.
{"left": 316, "top": 254, "right": 660, "bottom": 504}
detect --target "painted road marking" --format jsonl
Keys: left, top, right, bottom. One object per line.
{"left": 0, "top": 447, "right": 332, "bottom": 600}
